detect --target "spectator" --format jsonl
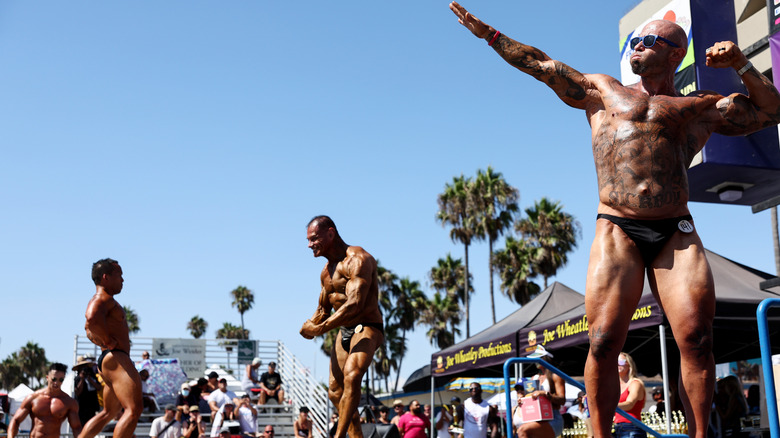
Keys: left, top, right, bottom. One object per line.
{"left": 397, "top": 400, "right": 430, "bottom": 438}
{"left": 378, "top": 406, "right": 391, "bottom": 425}
{"left": 423, "top": 405, "right": 431, "bottom": 421}
{"left": 463, "top": 383, "right": 490, "bottom": 438}
{"left": 206, "top": 371, "right": 220, "bottom": 394}
{"left": 648, "top": 387, "right": 665, "bottom": 415}
{"left": 72, "top": 355, "right": 100, "bottom": 426}
{"left": 294, "top": 406, "right": 313, "bottom": 438}
{"left": 219, "top": 427, "right": 231, "bottom": 438}
{"left": 242, "top": 358, "right": 263, "bottom": 393}
{"left": 746, "top": 384, "right": 760, "bottom": 416}
{"left": 435, "top": 403, "right": 453, "bottom": 438}
{"left": 714, "top": 375, "right": 749, "bottom": 438}
{"left": 516, "top": 346, "right": 565, "bottom": 438}
{"left": 511, "top": 382, "right": 526, "bottom": 436}
{"left": 237, "top": 394, "right": 258, "bottom": 437}
{"left": 391, "top": 400, "right": 404, "bottom": 427}
{"left": 182, "top": 405, "right": 205, "bottom": 438}
{"left": 614, "top": 352, "right": 646, "bottom": 438}
{"left": 263, "top": 425, "right": 275, "bottom": 438}
{"left": 208, "top": 378, "right": 238, "bottom": 417}
{"left": 259, "top": 362, "right": 285, "bottom": 405}
{"left": 176, "top": 383, "right": 193, "bottom": 412}
{"left": 191, "top": 378, "right": 210, "bottom": 414}
{"left": 150, "top": 405, "right": 182, "bottom": 438}
{"left": 210, "top": 402, "right": 236, "bottom": 438}
{"left": 450, "top": 396, "right": 464, "bottom": 438}
{"left": 140, "top": 369, "right": 159, "bottom": 413}
{"left": 141, "top": 351, "right": 151, "bottom": 361}
{"left": 486, "top": 406, "right": 500, "bottom": 438}
{"left": 329, "top": 413, "right": 339, "bottom": 438}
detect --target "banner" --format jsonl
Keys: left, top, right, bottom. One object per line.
{"left": 516, "top": 294, "right": 663, "bottom": 355}
{"left": 431, "top": 333, "right": 516, "bottom": 376}
{"left": 152, "top": 338, "right": 207, "bottom": 378}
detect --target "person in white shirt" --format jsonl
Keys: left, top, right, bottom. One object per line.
{"left": 237, "top": 395, "right": 259, "bottom": 436}
{"left": 150, "top": 405, "right": 182, "bottom": 438}
{"left": 435, "top": 404, "right": 454, "bottom": 438}
{"left": 208, "top": 378, "right": 238, "bottom": 417}
{"left": 210, "top": 403, "right": 236, "bottom": 438}
{"left": 463, "top": 383, "right": 490, "bottom": 438}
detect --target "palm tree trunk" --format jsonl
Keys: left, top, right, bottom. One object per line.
{"left": 240, "top": 313, "right": 245, "bottom": 332}
{"left": 464, "top": 244, "right": 470, "bottom": 338}
{"left": 773, "top": 207, "right": 780, "bottom": 275}
{"left": 489, "top": 238, "right": 496, "bottom": 324}
{"left": 393, "top": 327, "right": 407, "bottom": 393}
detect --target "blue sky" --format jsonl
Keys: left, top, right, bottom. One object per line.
{"left": 1, "top": 0, "right": 776, "bottom": 388}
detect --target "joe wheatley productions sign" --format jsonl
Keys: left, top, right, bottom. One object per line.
{"left": 432, "top": 335, "right": 515, "bottom": 375}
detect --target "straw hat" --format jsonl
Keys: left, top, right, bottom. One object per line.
{"left": 72, "top": 355, "right": 96, "bottom": 370}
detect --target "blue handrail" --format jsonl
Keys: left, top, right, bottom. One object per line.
{"left": 502, "top": 357, "right": 686, "bottom": 438}
{"left": 757, "top": 298, "right": 780, "bottom": 438}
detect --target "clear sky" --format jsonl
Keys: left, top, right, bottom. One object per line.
{"left": 1, "top": 0, "right": 776, "bottom": 389}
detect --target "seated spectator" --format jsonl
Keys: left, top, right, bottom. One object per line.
{"left": 141, "top": 351, "right": 151, "bottom": 361}
{"left": 150, "top": 405, "right": 182, "bottom": 438}
{"left": 747, "top": 384, "right": 760, "bottom": 416}
{"left": 208, "top": 378, "right": 238, "bottom": 417}
{"left": 176, "top": 382, "right": 193, "bottom": 412}
{"left": 648, "top": 387, "right": 665, "bottom": 414}
{"left": 210, "top": 402, "right": 236, "bottom": 438}
{"left": 242, "top": 358, "right": 263, "bottom": 393}
{"left": 294, "top": 407, "right": 313, "bottom": 438}
{"left": 378, "top": 406, "right": 391, "bottom": 425}
{"left": 192, "top": 377, "right": 210, "bottom": 414}
{"left": 140, "top": 369, "right": 159, "bottom": 412}
{"left": 237, "top": 394, "right": 259, "bottom": 437}
{"left": 72, "top": 355, "right": 100, "bottom": 426}
{"left": 258, "top": 362, "right": 285, "bottom": 406}
{"left": 263, "top": 425, "right": 275, "bottom": 438}
{"left": 182, "top": 405, "right": 206, "bottom": 438}
{"left": 715, "top": 375, "right": 748, "bottom": 438}
{"left": 206, "top": 371, "right": 220, "bottom": 394}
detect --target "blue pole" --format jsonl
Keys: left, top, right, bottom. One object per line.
{"left": 756, "top": 298, "right": 780, "bottom": 438}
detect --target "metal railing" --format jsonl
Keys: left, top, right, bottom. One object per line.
{"left": 73, "top": 336, "right": 329, "bottom": 437}
{"left": 757, "top": 298, "right": 780, "bottom": 438}
{"left": 501, "top": 357, "right": 687, "bottom": 438}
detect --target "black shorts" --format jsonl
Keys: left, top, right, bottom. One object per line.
{"left": 597, "top": 214, "right": 694, "bottom": 266}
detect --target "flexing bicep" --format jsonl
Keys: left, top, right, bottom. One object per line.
{"left": 491, "top": 34, "right": 597, "bottom": 109}
{"left": 715, "top": 92, "right": 780, "bottom": 136}
{"left": 342, "top": 256, "right": 374, "bottom": 306}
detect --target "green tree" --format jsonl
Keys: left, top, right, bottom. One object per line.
{"left": 19, "top": 342, "right": 48, "bottom": 388}
{"left": 419, "top": 291, "right": 460, "bottom": 349}
{"left": 429, "top": 254, "right": 468, "bottom": 342}
{"left": 216, "top": 322, "right": 249, "bottom": 340}
{"left": 492, "top": 236, "right": 541, "bottom": 305}
{"left": 230, "top": 285, "right": 254, "bottom": 332}
{"left": 515, "top": 198, "right": 581, "bottom": 288}
{"left": 123, "top": 306, "right": 140, "bottom": 335}
{"left": 473, "top": 167, "right": 519, "bottom": 323}
{"left": 0, "top": 352, "right": 27, "bottom": 390}
{"left": 187, "top": 315, "right": 208, "bottom": 339}
{"left": 437, "top": 175, "right": 478, "bottom": 337}
{"left": 390, "top": 277, "right": 428, "bottom": 392}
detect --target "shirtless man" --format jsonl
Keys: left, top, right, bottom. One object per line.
{"left": 449, "top": 4, "right": 780, "bottom": 438}
{"left": 80, "top": 258, "right": 143, "bottom": 438}
{"left": 300, "top": 215, "right": 384, "bottom": 438}
{"left": 9, "top": 363, "right": 82, "bottom": 438}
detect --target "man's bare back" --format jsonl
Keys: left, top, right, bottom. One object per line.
{"left": 449, "top": 4, "right": 780, "bottom": 438}
{"left": 80, "top": 259, "right": 142, "bottom": 438}
{"left": 301, "top": 216, "right": 384, "bottom": 438}
{"left": 9, "top": 364, "right": 81, "bottom": 438}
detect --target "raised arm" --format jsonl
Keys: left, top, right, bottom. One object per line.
{"left": 449, "top": 1, "right": 597, "bottom": 109}
{"left": 707, "top": 41, "right": 780, "bottom": 135}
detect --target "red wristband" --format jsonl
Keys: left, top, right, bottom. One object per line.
{"left": 488, "top": 31, "right": 501, "bottom": 46}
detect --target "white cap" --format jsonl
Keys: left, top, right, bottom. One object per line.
{"left": 527, "top": 344, "right": 553, "bottom": 359}
{"left": 252, "top": 357, "right": 262, "bottom": 366}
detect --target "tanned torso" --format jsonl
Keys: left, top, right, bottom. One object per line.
{"left": 85, "top": 292, "right": 131, "bottom": 352}
{"left": 25, "top": 390, "right": 78, "bottom": 438}
{"left": 319, "top": 246, "right": 382, "bottom": 328}
{"left": 584, "top": 75, "right": 722, "bottom": 219}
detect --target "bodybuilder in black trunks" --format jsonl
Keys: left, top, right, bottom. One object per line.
{"left": 80, "top": 258, "right": 142, "bottom": 438}
{"left": 449, "top": 3, "right": 780, "bottom": 438}
{"left": 300, "top": 216, "right": 384, "bottom": 438}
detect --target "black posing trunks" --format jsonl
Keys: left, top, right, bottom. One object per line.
{"left": 597, "top": 213, "right": 694, "bottom": 266}
{"left": 97, "top": 348, "right": 129, "bottom": 373}
{"left": 340, "top": 322, "right": 384, "bottom": 352}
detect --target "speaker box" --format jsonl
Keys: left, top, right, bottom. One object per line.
{"left": 360, "top": 423, "right": 400, "bottom": 438}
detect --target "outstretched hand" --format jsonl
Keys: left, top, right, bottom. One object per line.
{"left": 705, "top": 41, "right": 748, "bottom": 70}
{"left": 449, "top": 1, "right": 492, "bottom": 39}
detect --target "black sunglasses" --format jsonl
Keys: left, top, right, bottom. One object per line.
{"left": 50, "top": 377, "right": 65, "bottom": 383}
{"left": 630, "top": 34, "right": 680, "bottom": 50}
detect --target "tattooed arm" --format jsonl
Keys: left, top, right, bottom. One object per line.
{"left": 706, "top": 41, "right": 780, "bottom": 135}
{"left": 449, "top": 1, "right": 597, "bottom": 109}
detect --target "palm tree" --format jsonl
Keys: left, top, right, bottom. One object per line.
{"left": 515, "top": 198, "right": 581, "bottom": 288}
{"left": 391, "top": 277, "right": 428, "bottom": 391}
{"left": 437, "top": 175, "right": 479, "bottom": 337}
{"left": 230, "top": 285, "right": 254, "bottom": 332}
{"left": 216, "top": 322, "right": 249, "bottom": 340}
{"left": 0, "top": 353, "right": 27, "bottom": 390}
{"left": 372, "top": 324, "right": 399, "bottom": 393}
{"left": 419, "top": 291, "right": 461, "bottom": 349}
{"left": 429, "top": 254, "right": 468, "bottom": 341}
{"left": 473, "top": 167, "right": 519, "bottom": 323}
{"left": 492, "top": 236, "right": 542, "bottom": 305}
{"left": 18, "top": 342, "right": 48, "bottom": 388}
{"left": 187, "top": 315, "right": 208, "bottom": 339}
{"left": 123, "top": 306, "right": 141, "bottom": 335}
